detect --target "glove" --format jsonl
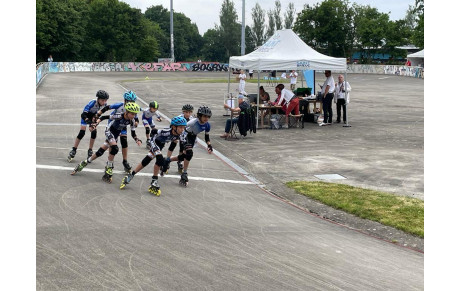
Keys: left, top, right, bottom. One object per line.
{"left": 207, "top": 144, "right": 213, "bottom": 153}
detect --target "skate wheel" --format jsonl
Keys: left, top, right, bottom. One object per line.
{"left": 70, "top": 171, "right": 76, "bottom": 175}
{"left": 68, "top": 158, "right": 73, "bottom": 162}
{"left": 120, "top": 183, "right": 126, "bottom": 189}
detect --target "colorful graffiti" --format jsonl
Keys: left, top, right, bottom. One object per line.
{"left": 36, "top": 62, "right": 423, "bottom": 86}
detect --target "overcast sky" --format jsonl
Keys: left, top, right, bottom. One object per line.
{"left": 121, "top": 0, "right": 415, "bottom": 35}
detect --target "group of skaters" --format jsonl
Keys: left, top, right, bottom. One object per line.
{"left": 68, "top": 89, "right": 213, "bottom": 196}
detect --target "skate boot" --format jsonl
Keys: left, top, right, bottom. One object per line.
{"left": 67, "top": 149, "right": 77, "bottom": 162}
{"left": 70, "top": 159, "right": 88, "bottom": 175}
{"left": 179, "top": 172, "right": 188, "bottom": 187}
{"left": 148, "top": 178, "right": 161, "bottom": 196}
{"left": 102, "top": 166, "right": 113, "bottom": 183}
{"left": 87, "top": 149, "right": 93, "bottom": 159}
{"left": 120, "top": 173, "right": 134, "bottom": 189}
{"left": 160, "top": 158, "right": 171, "bottom": 177}
{"left": 145, "top": 140, "right": 150, "bottom": 150}
{"left": 122, "top": 160, "right": 132, "bottom": 174}
{"left": 177, "top": 161, "right": 184, "bottom": 174}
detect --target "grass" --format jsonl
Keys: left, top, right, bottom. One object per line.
{"left": 285, "top": 181, "right": 424, "bottom": 238}
{"left": 119, "top": 77, "right": 285, "bottom": 84}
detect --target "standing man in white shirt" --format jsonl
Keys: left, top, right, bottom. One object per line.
{"left": 289, "top": 70, "right": 298, "bottom": 91}
{"left": 334, "top": 74, "right": 351, "bottom": 123}
{"left": 320, "top": 70, "right": 335, "bottom": 126}
{"left": 238, "top": 69, "right": 247, "bottom": 95}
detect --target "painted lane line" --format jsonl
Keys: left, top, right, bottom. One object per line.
{"left": 37, "top": 122, "right": 80, "bottom": 126}
{"left": 36, "top": 164, "right": 254, "bottom": 185}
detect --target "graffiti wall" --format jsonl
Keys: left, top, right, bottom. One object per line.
{"left": 36, "top": 62, "right": 423, "bottom": 87}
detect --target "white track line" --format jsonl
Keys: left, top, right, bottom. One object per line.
{"left": 36, "top": 164, "right": 253, "bottom": 185}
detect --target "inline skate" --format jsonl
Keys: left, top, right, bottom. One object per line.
{"left": 87, "top": 149, "right": 93, "bottom": 159}
{"left": 67, "top": 148, "right": 77, "bottom": 162}
{"left": 160, "top": 158, "right": 171, "bottom": 176}
{"left": 102, "top": 165, "right": 113, "bottom": 183}
{"left": 70, "top": 159, "right": 87, "bottom": 175}
{"left": 148, "top": 178, "right": 161, "bottom": 196}
{"left": 122, "top": 160, "right": 132, "bottom": 174}
{"left": 177, "top": 161, "right": 184, "bottom": 174}
{"left": 120, "top": 173, "right": 134, "bottom": 189}
{"left": 179, "top": 172, "right": 188, "bottom": 187}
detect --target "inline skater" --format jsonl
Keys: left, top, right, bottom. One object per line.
{"left": 142, "top": 101, "right": 162, "bottom": 149}
{"left": 67, "top": 90, "right": 109, "bottom": 162}
{"left": 119, "top": 116, "right": 187, "bottom": 196}
{"left": 71, "top": 102, "right": 142, "bottom": 182}
{"left": 165, "top": 104, "right": 194, "bottom": 173}
{"left": 166, "top": 106, "right": 213, "bottom": 187}
{"left": 101, "top": 90, "right": 139, "bottom": 173}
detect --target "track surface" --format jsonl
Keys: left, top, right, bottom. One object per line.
{"left": 36, "top": 72, "right": 423, "bottom": 290}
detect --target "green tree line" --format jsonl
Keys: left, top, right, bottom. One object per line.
{"left": 36, "top": 0, "right": 423, "bottom": 64}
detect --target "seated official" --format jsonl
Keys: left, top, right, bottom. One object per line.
{"left": 220, "top": 94, "right": 250, "bottom": 138}
{"left": 259, "top": 86, "right": 270, "bottom": 104}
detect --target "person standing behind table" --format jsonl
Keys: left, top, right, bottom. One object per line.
{"left": 274, "top": 84, "right": 299, "bottom": 123}
{"left": 333, "top": 74, "right": 351, "bottom": 123}
{"left": 238, "top": 70, "right": 247, "bottom": 95}
{"left": 289, "top": 70, "right": 298, "bottom": 91}
{"left": 319, "top": 70, "right": 335, "bottom": 126}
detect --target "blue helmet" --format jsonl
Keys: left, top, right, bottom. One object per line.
{"left": 170, "top": 116, "right": 187, "bottom": 127}
{"left": 123, "top": 90, "right": 137, "bottom": 101}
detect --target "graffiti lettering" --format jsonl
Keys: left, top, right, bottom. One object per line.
{"left": 191, "top": 63, "right": 228, "bottom": 72}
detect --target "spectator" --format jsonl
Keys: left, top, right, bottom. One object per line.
{"left": 289, "top": 70, "right": 298, "bottom": 91}
{"left": 238, "top": 70, "right": 247, "bottom": 95}
{"left": 274, "top": 84, "right": 299, "bottom": 122}
{"left": 221, "top": 94, "right": 250, "bottom": 138}
{"left": 249, "top": 69, "right": 254, "bottom": 79}
{"left": 334, "top": 74, "right": 351, "bottom": 123}
{"left": 319, "top": 70, "right": 335, "bottom": 126}
{"left": 47, "top": 55, "right": 53, "bottom": 62}
{"left": 405, "top": 59, "right": 411, "bottom": 66}
{"left": 259, "top": 86, "right": 270, "bottom": 103}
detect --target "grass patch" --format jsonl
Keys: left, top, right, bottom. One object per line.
{"left": 184, "top": 78, "right": 279, "bottom": 84}
{"left": 285, "top": 181, "right": 424, "bottom": 238}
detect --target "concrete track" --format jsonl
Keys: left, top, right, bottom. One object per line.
{"left": 36, "top": 72, "right": 423, "bottom": 290}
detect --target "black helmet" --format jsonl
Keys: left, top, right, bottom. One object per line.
{"left": 182, "top": 104, "right": 194, "bottom": 111}
{"left": 96, "top": 90, "right": 109, "bottom": 99}
{"left": 197, "top": 106, "right": 212, "bottom": 117}
{"left": 149, "top": 101, "right": 159, "bottom": 109}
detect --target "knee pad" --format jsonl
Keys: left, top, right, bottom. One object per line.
{"left": 95, "top": 147, "right": 105, "bottom": 157}
{"left": 178, "top": 153, "right": 185, "bottom": 162}
{"left": 77, "top": 129, "right": 86, "bottom": 140}
{"left": 155, "top": 155, "right": 165, "bottom": 167}
{"left": 90, "top": 130, "right": 97, "bottom": 139}
{"left": 145, "top": 127, "right": 150, "bottom": 135}
{"left": 109, "top": 145, "right": 119, "bottom": 155}
{"left": 120, "top": 136, "right": 128, "bottom": 148}
{"left": 141, "top": 155, "right": 152, "bottom": 167}
{"left": 185, "top": 149, "right": 193, "bottom": 161}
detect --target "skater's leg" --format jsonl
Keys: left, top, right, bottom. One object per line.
{"left": 73, "top": 125, "right": 87, "bottom": 149}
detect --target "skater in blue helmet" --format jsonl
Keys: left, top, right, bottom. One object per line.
{"left": 120, "top": 116, "right": 187, "bottom": 196}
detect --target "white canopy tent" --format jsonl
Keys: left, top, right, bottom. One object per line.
{"left": 407, "top": 49, "right": 424, "bottom": 67}
{"left": 227, "top": 29, "right": 347, "bottom": 126}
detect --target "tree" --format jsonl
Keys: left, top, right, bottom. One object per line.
{"left": 245, "top": 25, "right": 256, "bottom": 53}
{"left": 219, "top": 0, "right": 240, "bottom": 60}
{"left": 411, "top": 0, "right": 424, "bottom": 48}
{"left": 294, "top": 0, "right": 353, "bottom": 57}
{"left": 274, "top": 0, "right": 283, "bottom": 30}
{"left": 251, "top": 3, "right": 265, "bottom": 46}
{"left": 201, "top": 27, "right": 227, "bottom": 62}
{"left": 266, "top": 9, "right": 275, "bottom": 39}
{"left": 284, "top": 3, "right": 296, "bottom": 29}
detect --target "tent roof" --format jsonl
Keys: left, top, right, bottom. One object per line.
{"left": 407, "top": 49, "right": 424, "bottom": 58}
{"left": 229, "top": 29, "right": 346, "bottom": 71}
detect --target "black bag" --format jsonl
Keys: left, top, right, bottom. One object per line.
{"left": 303, "top": 113, "right": 315, "bottom": 123}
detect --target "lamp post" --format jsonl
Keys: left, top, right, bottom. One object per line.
{"left": 170, "top": 0, "right": 174, "bottom": 62}
{"left": 241, "top": 0, "right": 245, "bottom": 55}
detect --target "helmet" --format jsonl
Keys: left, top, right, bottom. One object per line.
{"left": 123, "top": 90, "right": 137, "bottom": 101}
{"left": 182, "top": 104, "right": 194, "bottom": 111}
{"left": 197, "top": 106, "right": 212, "bottom": 117}
{"left": 170, "top": 116, "right": 187, "bottom": 127}
{"left": 96, "top": 90, "right": 109, "bottom": 99}
{"left": 149, "top": 101, "right": 159, "bottom": 109}
{"left": 124, "top": 102, "right": 140, "bottom": 114}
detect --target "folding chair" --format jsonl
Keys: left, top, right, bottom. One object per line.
{"left": 288, "top": 114, "right": 304, "bottom": 128}
{"left": 226, "top": 111, "right": 240, "bottom": 140}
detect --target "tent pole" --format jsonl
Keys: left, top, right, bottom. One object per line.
{"left": 343, "top": 70, "right": 351, "bottom": 127}
{"left": 301, "top": 70, "right": 304, "bottom": 88}
{"left": 257, "top": 70, "right": 260, "bottom": 127}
